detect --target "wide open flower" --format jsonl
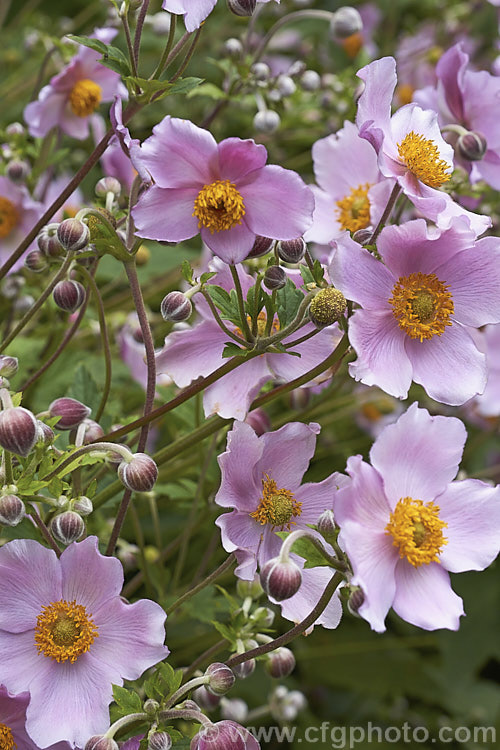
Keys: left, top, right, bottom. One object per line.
{"left": 162, "top": 0, "right": 278, "bottom": 32}
{"left": 414, "top": 44, "right": 500, "bottom": 190}
{"left": 132, "top": 116, "right": 313, "bottom": 263}
{"left": 304, "top": 120, "right": 394, "bottom": 245}
{"left": 215, "top": 420, "right": 346, "bottom": 579}
{"left": 0, "top": 685, "right": 69, "bottom": 750}
{"left": 0, "top": 536, "right": 168, "bottom": 748}
{"left": 24, "top": 29, "right": 126, "bottom": 140}
{"left": 356, "top": 56, "right": 490, "bottom": 236}
{"left": 0, "top": 177, "right": 43, "bottom": 271}
{"left": 334, "top": 404, "right": 500, "bottom": 632}
{"left": 330, "top": 218, "right": 500, "bottom": 405}
{"left": 155, "top": 262, "right": 342, "bottom": 420}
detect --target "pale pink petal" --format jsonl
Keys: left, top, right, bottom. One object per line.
{"left": 218, "top": 138, "right": 267, "bottom": 182}
{"left": 329, "top": 236, "right": 395, "bottom": 309}
{"left": 215, "top": 420, "right": 263, "bottom": 511}
{"left": 257, "top": 422, "right": 320, "bottom": 491}
{"left": 24, "top": 89, "right": 67, "bottom": 139}
{"left": 334, "top": 455, "right": 390, "bottom": 531}
{"left": 202, "top": 355, "right": 270, "bottom": 420}
{"left": 200, "top": 220, "right": 256, "bottom": 264}
{"left": 267, "top": 324, "right": 342, "bottom": 383}
{"left": 304, "top": 185, "right": 342, "bottom": 244}
{"left": 277, "top": 567, "right": 343, "bottom": 630}
{"left": 392, "top": 561, "right": 464, "bottom": 630}
{"left": 156, "top": 321, "right": 226, "bottom": 387}
{"left": 356, "top": 57, "right": 397, "bottom": 152}
{"left": 215, "top": 511, "right": 265, "bottom": 558}
{"left": 133, "top": 186, "right": 199, "bottom": 242}
{"left": 60, "top": 536, "right": 123, "bottom": 613}
{"left": 295, "top": 473, "right": 348, "bottom": 524}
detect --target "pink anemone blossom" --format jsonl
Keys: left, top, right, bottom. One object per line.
{"left": 0, "top": 536, "right": 168, "bottom": 748}
{"left": 214, "top": 420, "right": 347, "bottom": 580}
{"left": 330, "top": 218, "right": 500, "bottom": 405}
{"left": 274, "top": 566, "right": 343, "bottom": 632}
{"left": 334, "top": 403, "right": 500, "bottom": 632}
{"left": 0, "top": 685, "right": 70, "bottom": 750}
{"left": 132, "top": 116, "right": 314, "bottom": 264}
{"left": 162, "top": 0, "right": 278, "bottom": 33}
{"left": 24, "top": 29, "right": 127, "bottom": 140}
{"left": 0, "top": 176, "right": 43, "bottom": 271}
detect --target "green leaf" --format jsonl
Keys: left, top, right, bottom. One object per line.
{"left": 68, "top": 364, "right": 101, "bottom": 416}
{"left": 169, "top": 77, "right": 204, "bottom": 95}
{"left": 222, "top": 342, "right": 247, "bottom": 358}
{"left": 187, "top": 82, "right": 227, "bottom": 100}
{"left": 181, "top": 259, "right": 194, "bottom": 284}
{"left": 66, "top": 35, "right": 130, "bottom": 76}
{"left": 199, "top": 271, "right": 217, "bottom": 284}
{"left": 312, "top": 259, "right": 325, "bottom": 285}
{"left": 276, "top": 279, "right": 305, "bottom": 328}
{"left": 112, "top": 685, "right": 143, "bottom": 716}
{"left": 206, "top": 285, "right": 241, "bottom": 325}
{"left": 276, "top": 531, "right": 330, "bottom": 568}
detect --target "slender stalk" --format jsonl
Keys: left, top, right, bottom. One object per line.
{"left": 150, "top": 15, "right": 176, "bottom": 79}
{"left": 368, "top": 183, "right": 401, "bottom": 244}
{"left": 156, "top": 30, "right": 192, "bottom": 79}
{"left": 251, "top": 274, "right": 263, "bottom": 338}
{"left": 183, "top": 639, "right": 226, "bottom": 679}
{"left": 230, "top": 265, "right": 253, "bottom": 342}
{"left": 168, "top": 27, "right": 202, "bottom": 84}
{"left": 29, "top": 507, "right": 62, "bottom": 556}
{"left": 133, "top": 0, "right": 151, "bottom": 70}
{"left": 253, "top": 10, "right": 335, "bottom": 62}
{"left": 121, "top": 10, "right": 138, "bottom": 78}
{"left": 201, "top": 290, "right": 249, "bottom": 346}
{"left": 284, "top": 327, "right": 321, "bottom": 348}
{"left": 163, "top": 676, "right": 209, "bottom": 711}
{"left": 2, "top": 451, "right": 13, "bottom": 484}
{"left": 167, "top": 554, "right": 236, "bottom": 616}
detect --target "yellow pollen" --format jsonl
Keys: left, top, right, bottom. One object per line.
{"left": 388, "top": 271, "right": 454, "bottom": 342}
{"left": 335, "top": 184, "right": 371, "bottom": 233}
{"left": 386, "top": 496, "right": 447, "bottom": 567}
{"left": 35, "top": 599, "right": 98, "bottom": 663}
{"left": 397, "top": 131, "right": 451, "bottom": 188}
{"left": 396, "top": 83, "right": 414, "bottom": 106}
{"left": 250, "top": 474, "right": 302, "bottom": 530}
{"left": 193, "top": 180, "right": 245, "bottom": 233}
{"left": 69, "top": 79, "right": 102, "bottom": 117}
{"left": 0, "top": 723, "right": 16, "bottom": 750}
{"left": 0, "top": 197, "right": 19, "bottom": 239}
{"left": 341, "top": 32, "right": 363, "bottom": 58}
{"left": 235, "top": 311, "right": 279, "bottom": 339}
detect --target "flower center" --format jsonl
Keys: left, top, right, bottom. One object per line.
{"left": 193, "top": 180, "right": 245, "bottom": 233}
{"left": 250, "top": 474, "right": 302, "bottom": 530}
{"left": 341, "top": 32, "right": 363, "bottom": 59}
{"left": 396, "top": 84, "right": 414, "bottom": 106}
{"left": 388, "top": 271, "right": 454, "bottom": 342}
{"left": 335, "top": 183, "right": 371, "bottom": 233}
{"left": 385, "top": 496, "right": 448, "bottom": 567}
{"left": 0, "top": 723, "right": 15, "bottom": 750}
{"left": 235, "top": 311, "right": 280, "bottom": 339}
{"left": 69, "top": 79, "right": 102, "bottom": 117}
{"left": 397, "top": 131, "right": 451, "bottom": 188}
{"left": 35, "top": 599, "right": 98, "bottom": 663}
{"left": 0, "top": 197, "right": 19, "bottom": 239}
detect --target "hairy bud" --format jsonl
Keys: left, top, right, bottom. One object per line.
{"left": 347, "top": 586, "right": 365, "bottom": 616}
{"left": 79, "top": 418, "right": 105, "bottom": 444}
{"left": 263, "top": 265, "right": 286, "bottom": 291}
{"left": 351, "top": 227, "right": 373, "bottom": 245}
{"left": 49, "top": 397, "right": 91, "bottom": 430}
{"left": 50, "top": 510, "right": 85, "bottom": 544}
{"left": 309, "top": 288, "right": 346, "bottom": 327}
{"left": 260, "top": 557, "right": 302, "bottom": 601}
{"left": 317, "top": 509, "right": 336, "bottom": 540}
{"left": 25, "top": 249, "right": 49, "bottom": 273}
{"left": 253, "top": 110, "right": 280, "bottom": 133}
{"left": 266, "top": 647, "right": 296, "bottom": 679}
{"left": 246, "top": 235, "right": 274, "bottom": 259}
{"left": 0, "top": 406, "right": 38, "bottom": 457}
{"left": 0, "top": 494, "right": 25, "bottom": 526}
{"left": 330, "top": 6, "right": 363, "bottom": 40}
{"left": 205, "top": 663, "right": 236, "bottom": 696}
{"left": 220, "top": 698, "right": 248, "bottom": 724}
{"left": 37, "top": 223, "right": 64, "bottom": 258}
{"left": 160, "top": 291, "right": 192, "bottom": 322}
{"left": 85, "top": 737, "right": 119, "bottom": 750}
{"left": 57, "top": 218, "right": 90, "bottom": 252}
{"left": 227, "top": 0, "right": 256, "bottom": 17}
{"left": 118, "top": 452, "right": 158, "bottom": 492}
{"left": 276, "top": 237, "right": 306, "bottom": 264}
{"left": 0, "top": 356, "right": 18, "bottom": 378}
{"left": 7, "top": 159, "right": 30, "bottom": 183}
{"left": 36, "top": 420, "right": 55, "bottom": 445}
{"left": 236, "top": 575, "right": 263, "bottom": 600}
{"left": 457, "top": 131, "right": 487, "bottom": 162}
{"left": 300, "top": 69, "right": 321, "bottom": 91}
{"left": 191, "top": 720, "right": 255, "bottom": 750}
{"left": 148, "top": 732, "right": 172, "bottom": 750}
{"left": 53, "top": 280, "right": 86, "bottom": 312}
{"left": 224, "top": 38, "right": 243, "bottom": 59}
{"left": 192, "top": 685, "right": 221, "bottom": 711}
{"left": 95, "top": 176, "right": 121, "bottom": 197}
{"left": 232, "top": 658, "right": 255, "bottom": 680}
{"left": 72, "top": 495, "right": 93, "bottom": 516}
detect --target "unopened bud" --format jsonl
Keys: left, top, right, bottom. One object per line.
{"left": 236, "top": 576, "right": 263, "bottom": 599}
{"left": 148, "top": 731, "right": 172, "bottom": 750}
{"left": 50, "top": 510, "right": 85, "bottom": 544}
{"left": 205, "top": 663, "right": 235, "bottom": 696}
{"left": 25, "top": 249, "right": 49, "bottom": 273}
{"left": 266, "top": 647, "right": 296, "bottom": 678}
{"left": 53, "top": 280, "right": 86, "bottom": 312}
{"left": 457, "top": 131, "right": 487, "bottom": 162}
{"left": 49, "top": 397, "right": 91, "bottom": 430}
{"left": 191, "top": 720, "right": 255, "bottom": 750}
{"left": 276, "top": 75, "right": 296, "bottom": 98}
{"left": 263, "top": 265, "right": 286, "bottom": 291}
{"left": 72, "top": 495, "right": 93, "bottom": 516}
{"left": 250, "top": 62, "right": 270, "bottom": 81}
{"left": 57, "top": 218, "right": 90, "bottom": 252}
{"left": 253, "top": 110, "right": 280, "bottom": 133}
{"left": 227, "top": 0, "right": 256, "bottom": 17}
{"left": 118, "top": 452, "right": 158, "bottom": 492}
{"left": 135, "top": 244, "right": 151, "bottom": 265}
{"left": 232, "top": 658, "right": 255, "bottom": 679}
{"left": 6, "top": 122, "right": 24, "bottom": 136}
{"left": 300, "top": 70, "right": 321, "bottom": 91}
{"left": 317, "top": 509, "right": 336, "bottom": 540}
{"left": 192, "top": 685, "right": 220, "bottom": 711}
{"left": 220, "top": 698, "right": 248, "bottom": 724}
{"left": 260, "top": 557, "right": 302, "bottom": 601}
{"left": 347, "top": 586, "right": 365, "bottom": 616}
{"left": 246, "top": 235, "right": 274, "bottom": 259}
{"left": 0, "top": 494, "right": 25, "bottom": 526}
{"left": 249, "top": 605, "right": 274, "bottom": 627}
{"left": 351, "top": 227, "right": 373, "bottom": 245}
{"left": 0, "top": 406, "right": 38, "bottom": 457}
{"left": 85, "top": 737, "right": 119, "bottom": 750}
{"left": 37, "top": 223, "right": 64, "bottom": 258}
{"left": 160, "top": 291, "right": 192, "bottom": 322}
{"left": 0, "top": 356, "right": 18, "bottom": 378}
{"left": 79, "top": 418, "right": 105, "bottom": 444}
{"left": 36, "top": 420, "right": 55, "bottom": 445}
{"left": 276, "top": 237, "right": 306, "bottom": 264}
{"left": 309, "top": 288, "right": 346, "bottom": 327}
{"left": 6, "top": 159, "right": 30, "bottom": 183}
{"left": 224, "top": 38, "right": 243, "bottom": 58}
{"left": 330, "top": 6, "right": 363, "bottom": 40}
{"left": 95, "top": 176, "right": 121, "bottom": 198}
{"left": 244, "top": 408, "right": 270, "bottom": 436}
{"left": 143, "top": 698, "right": 160, "bottom": 716}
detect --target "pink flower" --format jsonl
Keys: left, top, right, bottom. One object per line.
{"left": 0, "top": 177, "right": 43, "bottom": 271}
{"left": 356, "top": 57, "right": 490, "bottom": 236}
{"left": 0, "top": 537, "right": 168, "bottom": 748}
{"left": 274, "top": 567, "right": 343, "bottom": 631}
{"left": 468, "top": 324, "right": 500, "bottom": 418}
{"left": 132, "top": 116, "right": 314, "bottom": 263}
{"left": 335, "top": 404, "right": 500, "bottom": 632}
{"left": 162, "top": 0, "right": 278, "bottom": 33}
{"left": 214, "top": 420, "right": 346, "bottom": 580}
{"left": 330, "top": 218, "right": 500, "bottom": 405}
{"left": 0, "top": 685, "right": 69, "bottom": 750}
{"left": 24, "top": 29, "right": 127, "bottom": 140}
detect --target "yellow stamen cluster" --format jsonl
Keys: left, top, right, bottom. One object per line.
{"left": 193, "top": 180, "right": 245, "bottom": 233}
{"left": 397, "top": 131, "right": 451, "bottom": 188}
{"left": 335, "top": 183, "right": 371, "bottom": 233}
{"left": 250, "top": 474, "right": 302, "bottom": 530}
{"left": 0, "top": 197, "right": 19, "bottom": 239}
{"left": 0, "top": 723, "right": 15, "bottom": 750}
{"left": 235, "top": 311, "right": 279, "bottom": 339}
{"left": 388, "top": 271, "right": 454, "bottom": 342}
{"left": 35, "top": 599, "right": 98, "bottom": 663}
{"left": 396, "top": 84, "right": 414, "bottom": 106}
{"left": 386, "top": 496, "right": 448, "bottom": 567}
{"left": 69, "top": 79, "right": 102, "bottom": 117}
{"left": 341, "top": 32, "right": 363, "bottom": 59}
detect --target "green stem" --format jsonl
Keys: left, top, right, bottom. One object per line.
{"left": 2, "top": 451, "right": 13, "bottom": 484}
{"left": 163, "top": 676, "right": 209, "bottom": 711}
{"left": 230, "top": 265, "right": 253, "bottom": 342}
{"left": 251, "top": 274, "right": 263, "bottom": 338}
{"left": 151, "top": 15, "right": 176, "bottom": 79}
{"left": 167, "top": 553, "right": 236, "bottom": 617}
{"left": 168, "top": 27, "right": 202, "bottom": 84}
{"left": 201, "top": 290, "right": 249, "bottom": 346}
{"left": 121, "top": 10, "right": 139, "bottom": 79}
{"left": 284, "top": 327, "right": 320, "bottom": 348}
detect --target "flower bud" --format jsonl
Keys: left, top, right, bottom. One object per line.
{"left": 6, "top": 122, "right": 24, "bottom": 136}
{"left": 309, "top": 288, "right": 346, "bottom": 327}
{"left": 36, "top": 420, "right": 55, "bottom": 445}
{"left": 205, "top": 663, "right": 235, "bottom": 696}
{"left": 160, "top": 291, "right": 192, "bottom": 322}
{"left": 50, "top": 510, "right": 85, "bottom": 544}
{"left": 457, "top": 131, "right": 487, "bottom": 162}
{"left": 249, "top": 605, "right": 274, "bottom": 628}
{"left": 351, "top": 227, "right": 373, "bottom": 245}
{"left": 118, "top": 452, "right": 158, "bottom": 492}
{"left": 0, "top": 494, "right": 25, "bottom": 526}
{"left": 244, "top": 408, "right": 270, "bottom": 436}
{"left": 72, "top": 495, "right": 93, "bottom": 516}
{"left": 191, "top": 720, "right": 254, "bottom": 750}
{"left": 95, "top": 176, "right": 121, "bottom": 198}
{"left": 276, "top": 237, "right": 306, "bottom": 264}
{"left": 347, "top": 586, "right": 365, "bottom": 616}
{"left": 192, "top": 685, "right": 221, "bottom": 711}
{"left": 232, "top": 658, "right": 255, "bottom": 680}
{"left": 6, "top": 159, "right": 30, "bottom": 183}
{"left": 276, "top": 75, "right": 296, "bottom": 98}
{"left": 37, "top": 223, "right": 64, "bottom": 258}
{"left": 57, "top": 218, "right": 90, "bottom": 252}
{"left": 0, "top": 406, "right": 38, "bottom": 457}
{"left": 53, "top": 280, "right": 86, "bottom": 312}
{"left": 330, "top": 6, "right": 363, "bottom": 40}
{"left": 250, "top": 62, "right": 270, "bottom": 81}
{"left": 227, "top": 0, "right": 256, "bottom": 17}
{"left": 224, "top": 38, "right": 243, "bottom": 58}
{"left": 135, "top": 244, "right": 151, "bottom": 266}
{"left": 143, "top": 698, "right": 160, "bottom": 716}
{"left": 85, "top": 737, "right": 119, "bottom": 750}
{"left": 79, "top": 418, "right": 105, "bottom": 444}
{"left": 266, "top": 647, "right": 296, "bottom": 679}
{"left": 263, "top": 265, "right": 286, "bottom": 291}
{"left": 49, "top": 397, "right": 91, "bottom": 430}
{"left": 253, "top": 110, "right": 280, "bottom": 133}
{"left": 246, "top": 235, "right": 274, "bottom": 259}
{"left": 148, "top": 731, "right": 172, "bottom": 750}
{"left": 25, "top": 249, "right": 49, "bottom": 273}
{"left": 260, "top": 557, "right": 302, "bottom": 601}
{"left": 14, "top": 295, "right": 35, "bottom": 315}
{"left": 0, "top": 356, "right": 18, "bottom": 378}
{"left": 220, "top": 698, "right": 248, "bottom": 724}
{"left": 317, "top": 509, "right": 336, "bottom": 540}
{"left": 300, "top": 70, "right": 321, "bottom": 91}
{"left": 236, "top": 575, "right": 263, "bottom": 600}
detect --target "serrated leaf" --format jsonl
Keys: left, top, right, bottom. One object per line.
{"left": 222, "top": 342, "right": 247, "bottom": 358}
{"left": 169, "top": 77, "right": 204, "bottom": 95}
{"left": 157, "top": 661, "right": 183, "bottom": 694}
{"left": 312, "top": 259, "right": 325, "bottom": 285}
{"left": 199, "top": 271, "right": 217, "bottom": 284}
{"left": 206, "top": 285, "right": 241, "bottom": 325}
{"left": 276, "top": 279, "right": 305, "bottom": 328}
{"left": 211, "top": 620, "right": 235, "bottom": 643}
{"left": 181, "top": 259, "right": 193, "bottom": 283}
{"left": 300, "top": 265, "right": 315, "bottom": 285}
{"left": 112, "top": 685, "right": 143, "bottom": 716}
{"left": 66, "top": 35, "right": 130, "bottom": 76}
